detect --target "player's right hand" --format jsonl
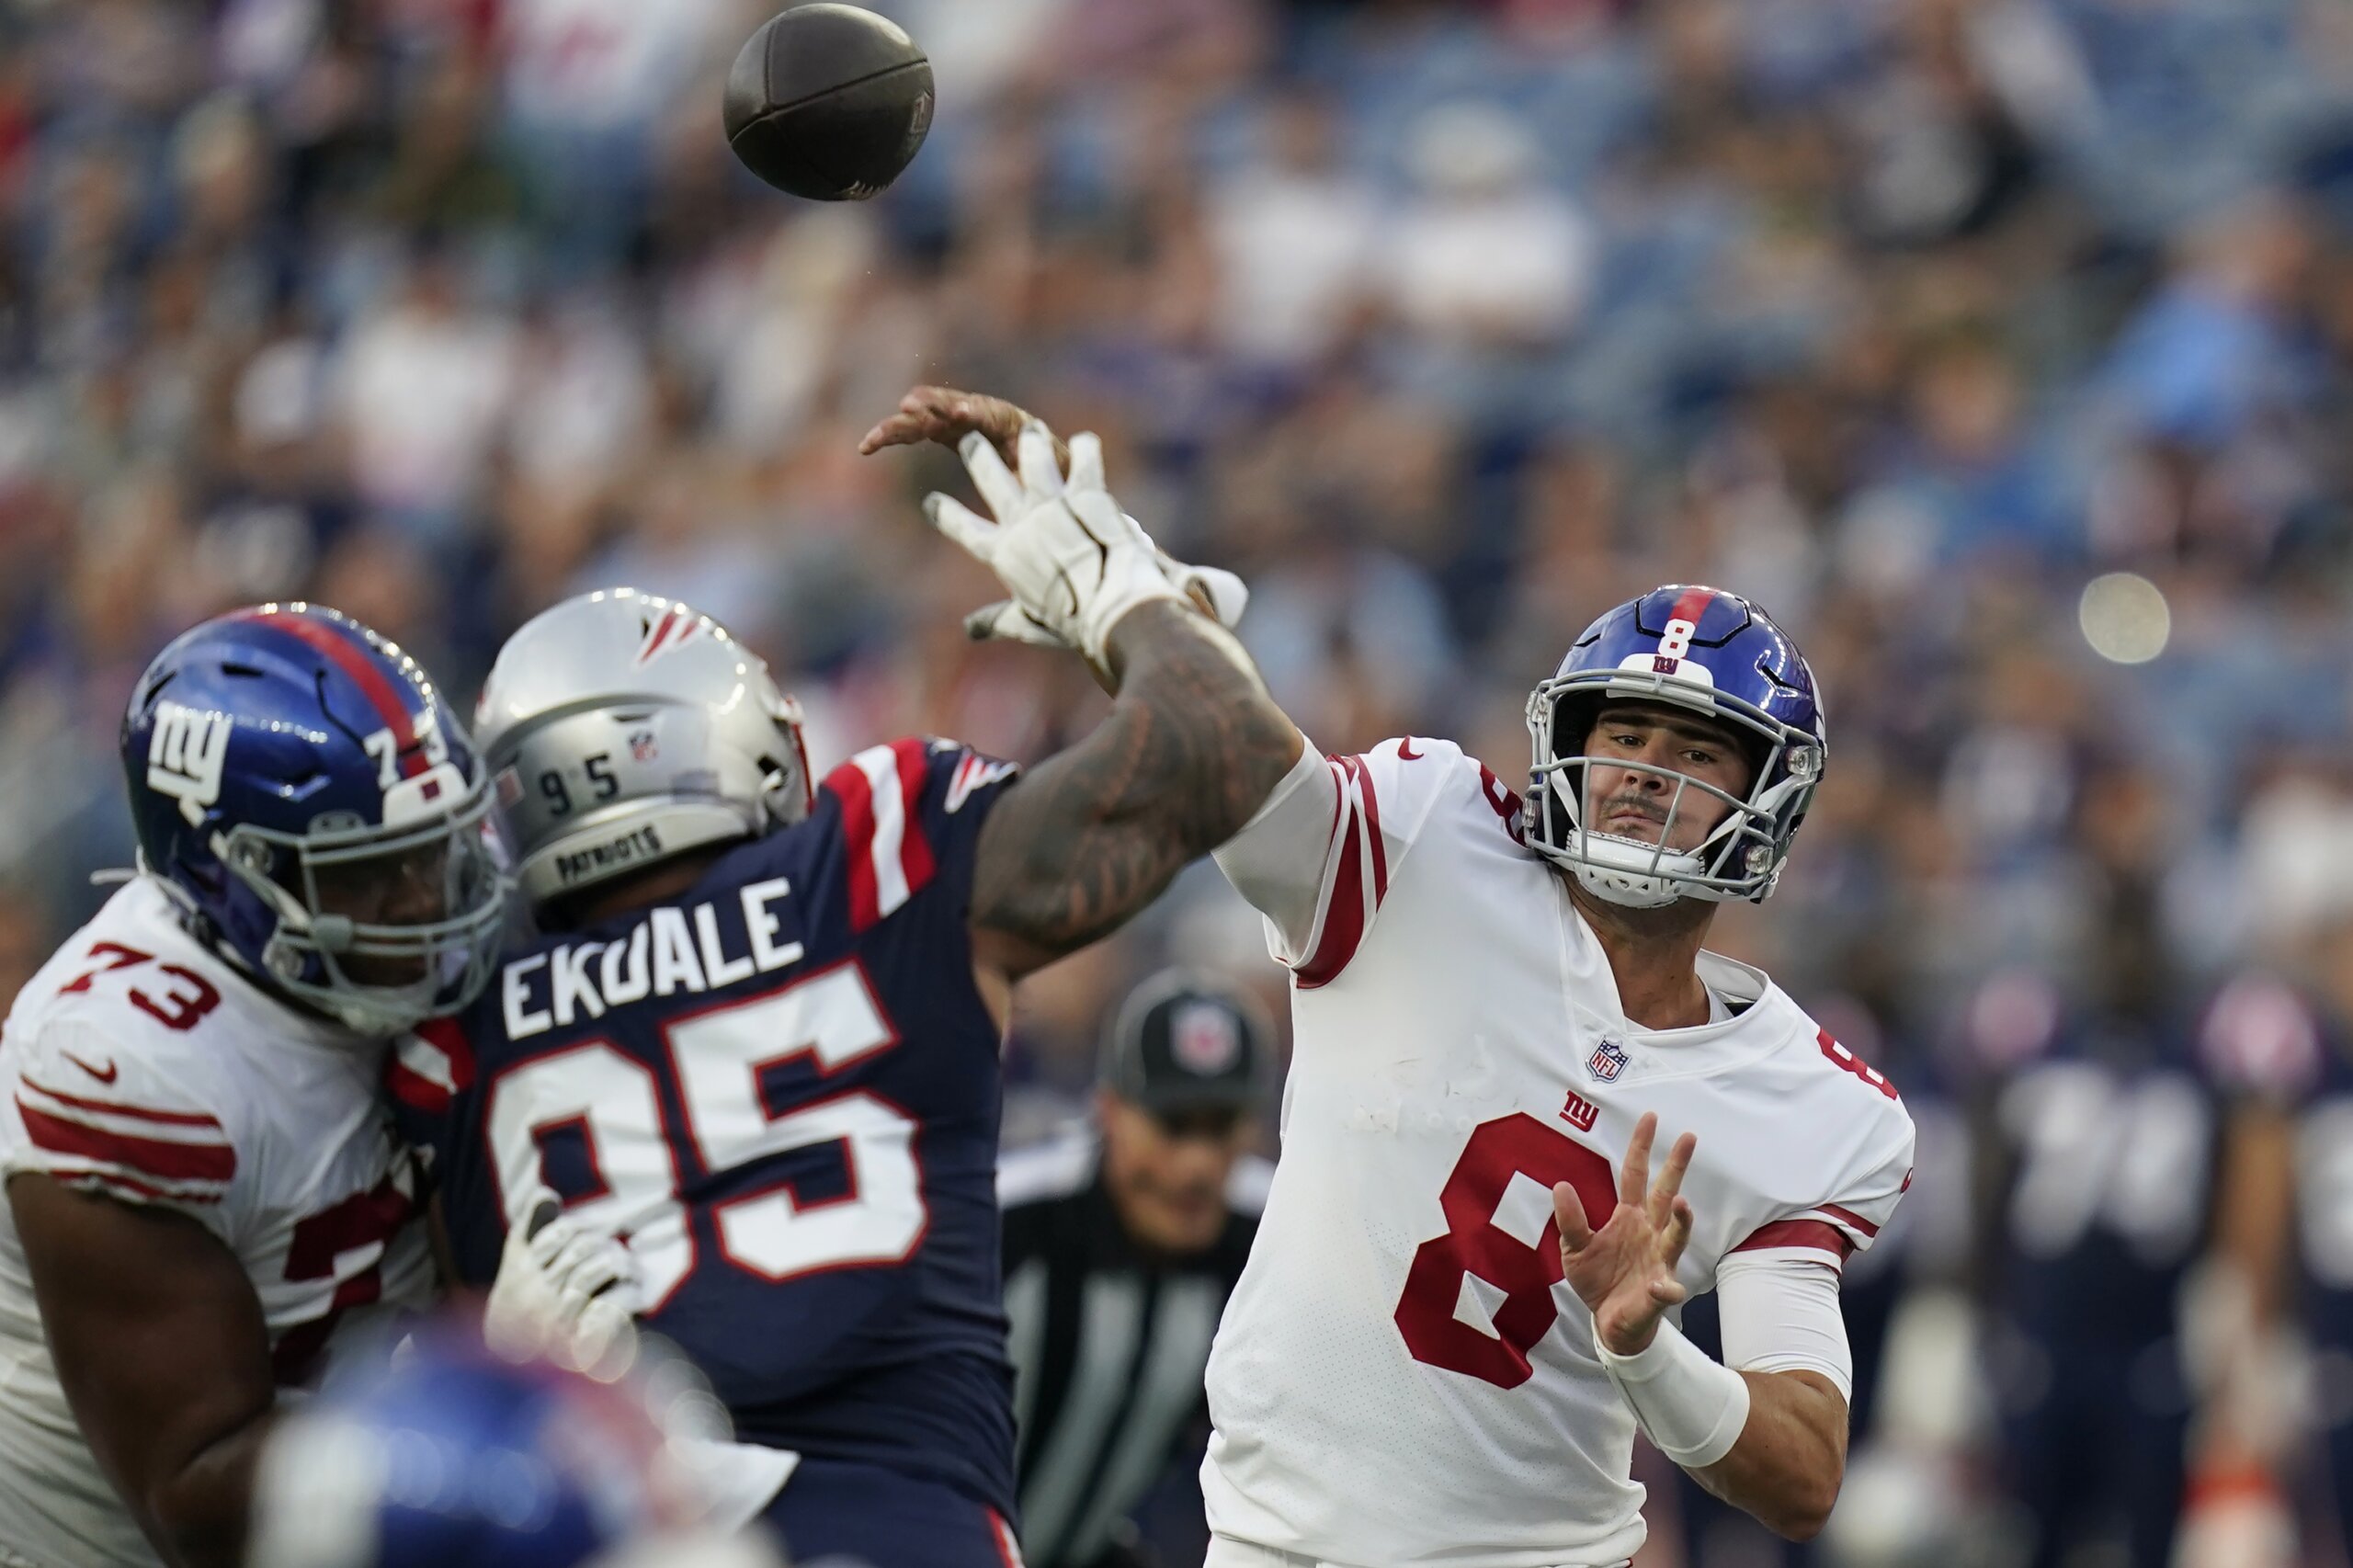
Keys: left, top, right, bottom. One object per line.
{"left": 924, "top": 419, "right": 1185, "bottom": 672}
{"left": 862, "top": 385, "right": 1251, "bottom": 642}
{"left": 483, "top": 1186, "right": 642, "bottom": 1379}
{"left": 1554, "top": 1112, "right": 1699, "bottom": 1358}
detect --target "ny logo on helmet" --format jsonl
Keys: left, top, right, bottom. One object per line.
{"left": 147, "top": 700, "right": 233, "bottom": 827}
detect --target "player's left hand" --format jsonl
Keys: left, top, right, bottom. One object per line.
{"left": 861, "top": 384, "right": 1250, "bottom": 639}
{"left": 1554, "top": 1112, "right": 1699, "bottom": 1358}
{"left": 483, "top": 1187, "right": 642, "bottom": 1379}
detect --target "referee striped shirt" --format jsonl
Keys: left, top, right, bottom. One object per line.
{"left": 1000, "top": 1132, "right": 1268, "bottom": 1568}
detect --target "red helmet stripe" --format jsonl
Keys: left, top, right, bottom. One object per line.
{"left": 1666, "top": 585, "right": 1715, "bottom": 631}
{"left": 247, "top": 611, "right": 427, "bottom": 778}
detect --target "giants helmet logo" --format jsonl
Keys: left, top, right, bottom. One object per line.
{"left": 147, "top": 701, "right": 233, "bottom": 826}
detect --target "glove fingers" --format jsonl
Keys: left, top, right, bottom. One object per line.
{"left": 964, "top": 602, "right": 1065, "bottom": 646}
{"left": 526, "top": 1215, "right": 577, "bottom": 1269}
{"left": 540, "top": 1228, "right": 601, "bottom": 1283}
{"left": 1186, "top": 564, "right": 1251, "bottom": 629}
{"left": 1016, "top": 420, "right": 1063, "bottom": 496}
{"left": 1066, "top": 430, "right": 1107, "bottom": 494}
{"left": 924, "top": 493, "right": 998, "bottom": 560}
{"left": 957, "top": 432, "right": 1026, "bottom": 522}
{"left": 563, "top": 1244, "right": 636, "bottom": 1303}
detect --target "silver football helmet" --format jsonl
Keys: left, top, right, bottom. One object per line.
{"left": 473, "top": 588, "right": 811, "bottom": 907}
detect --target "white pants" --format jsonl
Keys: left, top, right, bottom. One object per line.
{"left": 1204, "top": 1539, "right": 1631, "bottom": 1568}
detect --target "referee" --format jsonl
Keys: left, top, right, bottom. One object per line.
{"left": 1000, "top": 970, "right": 1275, "bottom": 1568}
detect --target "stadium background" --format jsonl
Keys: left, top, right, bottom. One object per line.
{"left": 2, "top": 0, "right": 2351, "bottom": 1564}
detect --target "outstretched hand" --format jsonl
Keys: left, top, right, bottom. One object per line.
{"left": 861, "top": 383, "right": 1252, "bottom": 640}
{"left": 1554, "top": 1112, "right": 1699, "bottom": 1357}
{"left": 859, "top": 385, "right": 1065, "bottom": 473}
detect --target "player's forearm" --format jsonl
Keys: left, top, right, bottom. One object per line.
{"left": 971, "top": 600, "right": 1302, "bottom": 962}
{"left": 145, "top": 1416, "right": 272, "bottom": 1568}
{"left": 1690, "top": 1369, "right": 1847, "bottom": 1541}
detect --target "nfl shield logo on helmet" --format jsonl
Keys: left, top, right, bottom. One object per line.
{"left": 1587, "top": 1037, "right": 1630, "bottom": 1082}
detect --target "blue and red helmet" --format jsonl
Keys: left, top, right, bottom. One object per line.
{"left": 119, "top": 603, "right": 506, "bottom": 1035}
{"left": 1525, "top": 585, "right": 1824, "bottom": 907}
{"left": 245, "top": 1325, "right": 770, "bottom": 1568}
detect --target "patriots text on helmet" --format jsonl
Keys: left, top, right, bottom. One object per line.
{"left": 551, "top": 824, "right": 668, "bottom": 887}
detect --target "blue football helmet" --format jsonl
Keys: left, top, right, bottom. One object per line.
{"left": 1525, "top": 585, "right": 1825, "bottom": 908}
{"left": 244, "top": 1326, "right": 781, "bottom": 1568}
{"left": 119, "top": 603, "right": 506, "bottom": 1036}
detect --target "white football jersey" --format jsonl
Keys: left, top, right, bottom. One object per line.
{"left": 1203, "top": 739, "right": 1915, "bottom": 1568}
{"left": 0, "top": 879, "right": 433, "bottom": 1568}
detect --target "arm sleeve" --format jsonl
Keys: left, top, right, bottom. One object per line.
{"left": 0, "top": 1019, "right": 242, "bottom": 1243}
{"left": 1714, "top": 1251, "right": 1854, "bottom": 1403}
{"left": 1211, "top": 744, "right": 1339, "bottom": 962}
{"left": 1213, "top": 736, "right": 1496, "bottom": 986}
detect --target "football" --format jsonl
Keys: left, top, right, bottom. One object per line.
{"left": 722, "top": 4, "right": 935, "bottom": 201}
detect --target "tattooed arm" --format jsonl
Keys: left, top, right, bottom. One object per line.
{"left": 863, "top": 389, "right": 1304, "bottom": 986}
{"left": 968, "top": 598, "right": 1304, "bottom": 983}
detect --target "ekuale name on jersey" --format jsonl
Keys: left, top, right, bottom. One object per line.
{"left": 500, "top": 877, "right": 801, "bottom": 1040}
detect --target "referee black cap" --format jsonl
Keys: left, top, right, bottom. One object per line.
{"left": 1099, "top": 969, "right": 1273, "bottom": 1118}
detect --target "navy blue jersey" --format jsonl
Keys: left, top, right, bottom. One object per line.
{"left": 392, "top": 737, "right": 1025, "bottom": 1519}
{"left": 1986, "top": 1004, "right": 2217, "bottom": 1347}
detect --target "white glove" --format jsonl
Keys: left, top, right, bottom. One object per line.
{"left": 964, "top": 542, "right": 1250, "bottom": 649}
{"left": 483, "top": 1187, "right": 641, "bottom": 1380}
{"left": 927, "top": 421, "right": 1185, "bottom": 668}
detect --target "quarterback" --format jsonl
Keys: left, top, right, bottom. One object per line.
{"left": 871, "top": 391, "right": 1915, "bottom": 1568}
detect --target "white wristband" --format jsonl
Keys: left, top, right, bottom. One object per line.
{"left": 1592, "top": 1317, "right": 1752, "bottom": 1469}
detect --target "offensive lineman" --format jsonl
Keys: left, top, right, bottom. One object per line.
{"left": 0, "top": 604, "right": 508, "bottom": 1568}
{"left": 868, "top": 390, "right": 1915, "bottom": 1567}
{"left": 397, "top": 426, "right": 1296, "bottom": 1565}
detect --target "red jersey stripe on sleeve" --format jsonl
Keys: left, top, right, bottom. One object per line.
{"left": 824, "top": 752, "right": 882, "bottom": 930}
{"left": 389, "top": 1018, "right": 475, "bottom": 1114}
{"left": 1815, "top": 1202, "right": 1881, "bottom": 1239}
{"left": 1730, "top": 1219, "right": 1852, "bottom": 1261}
{"left": 17, "top": 1079, "right": 223, "bottom": 1130}
{"left": 1297, "top": 756, "right": 1390, "bottom": 989}
{"left": 57, "top": 1169, "right": 222, "bottom": 1206}
{"left": 1344, "top": 755, "right": 1388, "bottom": 903}
{"left": 823, "top": 741, "right": 940, "bottom": 933}
{"left": 17, "top": 1101, "right": 235, "bottom": 1184}
{"left": 888, "top": 736, "right": 938, "bottom": 903}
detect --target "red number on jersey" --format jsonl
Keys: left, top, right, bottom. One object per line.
{"left": 1392, "top": 1113, "right": 1616, "bottom": 1389}
{"left": 1816, "top": 1028, "right": 1899, "bottom": 1100}
{"left": 271, "top": 1171, "right": 417, "bottom": 1384}
{"left": 60, "top": 942, "right": 151, "bottom": 994}
{"left": 57, "top": 942, "right": 222, "bottom": 1032}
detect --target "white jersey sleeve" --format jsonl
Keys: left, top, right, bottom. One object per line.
{"left": 1722, "top": 1040, "right": 1915, "bottom": 1271}
{"left": 3, "top": 1015, "right": 246, "bottom": 1245}
{"left": 1214, "top": 737, "right": 1518, "bottom": 985}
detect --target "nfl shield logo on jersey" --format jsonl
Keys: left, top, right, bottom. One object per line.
{"left": 1586, "top": 1037, "right": 1630, "bottom": 1082}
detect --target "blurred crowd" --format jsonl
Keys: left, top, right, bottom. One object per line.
{"left": 4, "top": 0, "right": 2353, "bottom": 1563}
